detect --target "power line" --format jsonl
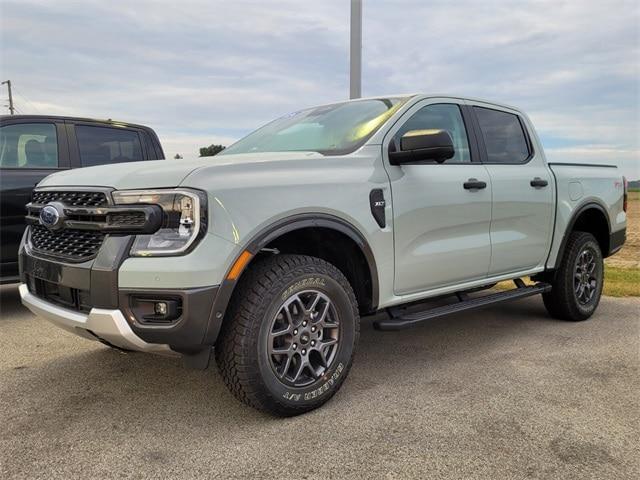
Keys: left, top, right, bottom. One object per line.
{"left": 1, "top": 80, "right": 15, "bottom": 115}
{"left": 13, "top": 87, "right": 42, "bottom": 114}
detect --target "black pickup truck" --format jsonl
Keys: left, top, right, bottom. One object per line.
{"left": 0, "top": 115, "right": 164, "bottom": 283}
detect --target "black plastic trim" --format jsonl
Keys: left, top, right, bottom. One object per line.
{"left": 203, "top": 214, "right": 380, "bottom": 345}
{"left": 90, "top": 235, "right": 134, "bottom": 308}
{"left": 119, "top": 286, "right": 219, "bottom": 347}
{"left": 369, "top": 189, "right": 386, "bottom": 228}
{"left": 609, "top": 228, "right": 626, "bottom": 256}
{"left": 552, "top": 201, "right": 612, "bottom": 268}
{"left": 25, "top": 203, "right": 163, "bottom": 234}
{"left": 374, "top": 283, "right": 551, "bottom": 330}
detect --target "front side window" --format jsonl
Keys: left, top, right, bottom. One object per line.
{"left": 221, "top": 97, "right": 411, "bottom": 156}
{"left": 76, "top": 125, "right": 143, "bottom": 167}
{"left": 474, "top": 107, "right": 530, "bottom": 163}
{"left": 0, "top": 123, "right": 59, "bottom": 168}
{"left": 394, "top": 104, "right": 471, "bottom": 163}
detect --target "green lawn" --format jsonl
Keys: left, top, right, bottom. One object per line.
{"left": 604, "top": 265, "right": 640, "bottom": 297}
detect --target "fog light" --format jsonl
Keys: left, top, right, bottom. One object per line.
{"left": 154, "top": 302, "right": 168, "bottom": 316}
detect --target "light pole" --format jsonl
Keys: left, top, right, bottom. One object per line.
{"left": 350, "top": 0, "right": 362, "bottom": 99}
{"left": 2, "top": 80, "right": 15, "bottom": 115}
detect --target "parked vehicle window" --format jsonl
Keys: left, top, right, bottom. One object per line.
{"left": 0, "top": 123, "right": 58, "bottom": 169}
{"left": 142, "top": 132, "right": 155, "bottom": 159}
{"left": 474, "top": 107, "right": 530, "bottom": 163}
{"left": 394, "top": 104, "right": 471, "bottom": 163}
{"left": 76, "top": 125, "right": 143, "bottom": 167}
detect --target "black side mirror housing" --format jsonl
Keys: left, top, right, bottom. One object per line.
{"left": 389, "top": 129, "right": 455, "bottom": 165}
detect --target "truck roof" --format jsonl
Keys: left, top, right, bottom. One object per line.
{"left": 315, "top": 93, "right": 523, "bottom": 114}
{"left": 0, "top": 114, "right": 156, "bottom": 131}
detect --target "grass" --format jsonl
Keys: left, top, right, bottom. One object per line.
{"left": 603, "top": 265, "right": 640, "bottom": 297}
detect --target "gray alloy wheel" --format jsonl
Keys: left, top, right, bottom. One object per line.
{"left": 574, "top": 247, "right": 599, "bottom": 305}
{"left": 267, "top": 290, "right": 340, "bottom": 388}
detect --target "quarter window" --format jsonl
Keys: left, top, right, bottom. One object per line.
{"left": 394, "top": 104, "right": 471, "bottom": 163}
{"left": 0, "top": 123, "right": 59, "bottom": 168}
{"left": 474, "top": 107, "right": 530, "bottom": 163}
{"left": 76, "top": 125, "right": 143, "bottom": 167}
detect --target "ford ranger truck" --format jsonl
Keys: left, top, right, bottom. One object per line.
{"left": 18, "top": 95, "right": 627, "bottom": 416}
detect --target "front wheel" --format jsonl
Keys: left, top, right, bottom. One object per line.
{"left": 215, "top": 254, "right": 359, "bottom": 416}
{"left": 543, "top": 231, "right": 604, "bottom": 321}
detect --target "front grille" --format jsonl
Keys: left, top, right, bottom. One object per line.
{"left": 27, "top": 275, "right": 92, "bottom": 313}
{"left": 32, "top": 190, "right": 108, "bottom": 207}
{"left": 30, "top": 225, "right": 105, "bottom": 260}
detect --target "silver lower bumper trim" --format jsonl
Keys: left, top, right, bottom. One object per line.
{"left": 19, "top": 283, "right": 175, "bottom": 355}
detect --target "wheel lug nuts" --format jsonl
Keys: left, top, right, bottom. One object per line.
{"left": 311, "top": 326, "right": 316, "bottom": 332}
{"left": 293, "top": 329, "right": 298, "bottom": 335}
{"left": 293, "top": 343, "right": 297, "bottom": 350}
{"left": 302, "top": 321, "right": 307, "bottom": 327}
{"left": 311, "top": 340, "right": 315, "bottom": 346}
{"left": 302, "top": 349, "right": 306, "bottom": 355}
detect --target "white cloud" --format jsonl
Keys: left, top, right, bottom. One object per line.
{"left": 1, "top": 0, "right": 638, "bottom": 177}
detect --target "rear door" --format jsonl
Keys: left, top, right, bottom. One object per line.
{"left": 0, "top": 119, "right": 68, "bottom": 279}
{"left": 383, "top": 99, "right": 492, "bottom": 294}
{"left": 467, "top": 102, "right": 554, "bottom": 275}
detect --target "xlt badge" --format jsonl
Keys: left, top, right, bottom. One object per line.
{"left": 369, "top": 189, "right": 386, "bottom": 228}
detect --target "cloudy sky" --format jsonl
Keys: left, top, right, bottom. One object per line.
{"left": 1, "top": 0, "right": 638, "bottom": 177}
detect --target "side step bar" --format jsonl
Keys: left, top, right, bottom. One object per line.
{"left": 373, "top": 282, "right": 552, "bottom": 331}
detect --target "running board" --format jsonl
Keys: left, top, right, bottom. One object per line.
{"left": 373, "top": 283, "right": 552, "bottom": 331}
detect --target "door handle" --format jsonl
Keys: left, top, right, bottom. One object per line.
{"left": 530, "top": 177, "right": 548, "bottom": 188}
{"left": 463, "top": 178, "right": 487, "bottom": 190}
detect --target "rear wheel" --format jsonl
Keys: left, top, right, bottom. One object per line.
{"left": 543, "top": 231, "right": 604, "bottom": 321}
{"left": 215, "top": 254, "right": 359, "bottom": 416}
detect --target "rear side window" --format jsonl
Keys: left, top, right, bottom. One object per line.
{"left": 142, "top": 131, "right": 161, "bottom": 159}
{"left": 0, "top": 123, "right": 58, "bottom": 169}
{"left": 76, "top": 125, "right": 143, "bottom": 167}
{"left": 474, "top": 107, "right": 530, "bottom": 163}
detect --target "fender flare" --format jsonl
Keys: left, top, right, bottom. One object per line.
{"left": 203, "top": 213, "right": 380, "bottom": 345}
{"left": 551, "top": 200, "right": 611, "bottom": 269}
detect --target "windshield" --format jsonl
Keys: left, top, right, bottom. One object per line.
{"left": 220, "top": 97, "right": 410, "bottom": 156}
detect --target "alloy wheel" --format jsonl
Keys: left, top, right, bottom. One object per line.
{"left": 267, "top": 290, "right": 340, "bottom": 387}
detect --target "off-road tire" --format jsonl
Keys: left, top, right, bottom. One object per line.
{"left": 215, "top": 254, "right": 360, "bottom": 416}
{"left": 543, "top": 231, "right": 604, "bottom": 321}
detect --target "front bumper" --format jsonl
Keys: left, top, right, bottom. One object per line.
{"left": 19, "top": 284, "right": 174, "bottom": 354}
{"left": 19, "top": 227, "right": 224, "bottom": 351}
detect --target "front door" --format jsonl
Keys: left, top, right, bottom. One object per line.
{"left": 383, "top": 101, "right": 492, "bottom": 295}
{"left": 0, "top": 121, "right": 67, "bottom": 279}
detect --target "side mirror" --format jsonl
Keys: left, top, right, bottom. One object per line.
{"left": 389, "top": 129, "right": 455, "bottom": 165}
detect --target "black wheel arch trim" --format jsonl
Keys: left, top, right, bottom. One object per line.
{"left": 551, "top": 200, "right": 613, "bottom": 269}
{"left": 203, "top": 213, "right": 380, "bottom": 345}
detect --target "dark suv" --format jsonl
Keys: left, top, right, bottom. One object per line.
{"left": 0, "top": 115, "right": 164, "bottom": 283}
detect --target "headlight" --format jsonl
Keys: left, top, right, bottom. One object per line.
{"left": 112, "top": 188, "right": 207, "bottom": 256}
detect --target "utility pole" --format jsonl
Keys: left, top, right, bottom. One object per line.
{"left": 2, "top": 80, "right": 15, "bottom": 115}
{"left": 349, "top": 0, "right": 362, "bottom": 99}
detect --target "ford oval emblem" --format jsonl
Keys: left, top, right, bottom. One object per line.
{"left": 39, "top": 204, "right": 63, "bottom": 230}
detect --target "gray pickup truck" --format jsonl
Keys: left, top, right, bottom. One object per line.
{"left": 18, "top": 95, "right": 627, "bottom": 416}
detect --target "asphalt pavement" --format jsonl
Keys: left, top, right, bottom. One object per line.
{"left": 1, "top": 284, "right": 638, "bottom": 479}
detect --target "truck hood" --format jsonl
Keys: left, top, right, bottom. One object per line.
{"left": 38, "top": 152, "right": 324, "bottom": 190}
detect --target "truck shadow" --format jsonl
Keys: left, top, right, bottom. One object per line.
{"left": 3, "top": 293, "right": 563, "bottom": 432}
{"left": 0, "top": 284, "right": 25, "bottom": 319}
